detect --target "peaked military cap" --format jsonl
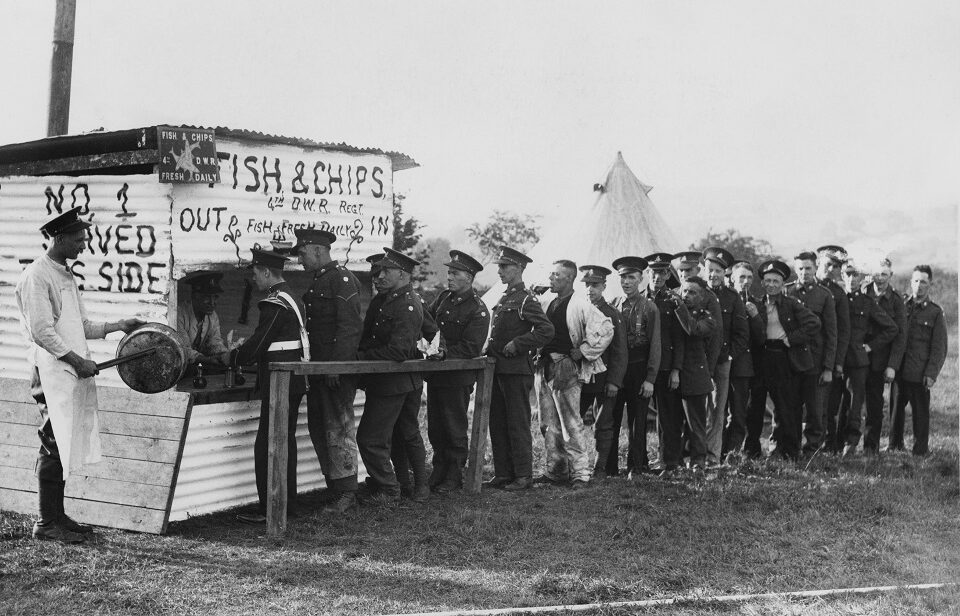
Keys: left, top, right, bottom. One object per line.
{"left": 445, "top": 250, "right": 483, "bottom": 275}
{"left": 731, "top": 259, "right": 755, "bottom": 272}
{"left": 816, "top": 245, "right": 848, "bottom": 265}
{"left": 182, "top": 270, "right": 224, "bottom": 294}
{"left": 644, "top": 252, "right": 674, "bottom": 270}
{"left": 293, "top": 227, "right": 337, "bottom": 251}
{"left": 579, "top": 264, "right": 612, "bottom": 283}
{"left": 380, "top": 247, "right": 420, "bottom": 273}
{"left": 495, "top": 246, "right": 533, "bottom": 266}
{"left": 702, "top": 247, "right": 736, "bottom": 269}
{"left": 673, "top": 251, "right": 703, "bottom": 267}
{"left": 248, "top": 248, "right": 289, "bottom": 270}
{"left": 759, "top": 259, "right": 791, "bottom": 280}
{"left": 611, "top": 256, "right": 648, "bottom": 275}
{"left": 40, "top": 206, "right": 91, "bottom": 237}
{"left": 366, "top": 252, "right": 385, "bottom": 273}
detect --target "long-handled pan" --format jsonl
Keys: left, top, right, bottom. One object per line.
{"left": 103, "top": 323, "right": 189, "bottom": 394}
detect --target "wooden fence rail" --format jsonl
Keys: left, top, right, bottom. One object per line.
{"left": 265, "top": 357, "right": 496, "bottom": 537}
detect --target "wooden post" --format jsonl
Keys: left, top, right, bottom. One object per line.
{"left": 266, "top": 369, "right": 291, "bottom": 537}
{"left": 48, "top": 0, "right": 77, "bottom": 137}
{"left": 464, "top": 358, "right": 496, "bottom": 494}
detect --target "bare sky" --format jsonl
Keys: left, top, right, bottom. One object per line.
{"left": 1, "top": 0, "right": 957, "bottom": 267}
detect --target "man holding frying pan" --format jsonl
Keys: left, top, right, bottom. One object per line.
{"left": 15, "top": 207, "right": 143, "bottom": 543}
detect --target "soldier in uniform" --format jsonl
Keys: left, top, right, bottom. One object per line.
{"left": 863, "top": 258, "right": 906, "bottom": 454}
{"left": 786, "top": 251, "right": 838, "bottom": 454}
{"left": 177, "top": 271, "right": 229, "bottom": 368}
{"left": 725, "top": 260, "right": 764, "bottom": 460}
{"left": 294, "top": 228, "right": 364, "bottom": 513}
{"left": 485, "top": 246, "right": 555, "bottom": 491}
{"left": 701, "top": 248, "right": 749, "bottom": 466}
{"left": 816, "top": 245, "right": 851, "bottom": 452}
{"left": 425, "top": 250, "right": 490, "bottom": 493}
{"left": 672, "top": 277, "right": 718, "bottom": 469}
{"left": 890, "top": 265, "right": 948, "bottom": 455}
{"left": 606, "top": 257, "right": 660, "bottom": 476}
{"left": 577, "top": 265, "right": 629, "bottom": 478}
{"left": 643, "top": 252, "right": 685, "bottom": 475}
{"left": 355, "top": 248, "right": 426, "bottom": 504}
{"left": 746, "top": 260, "right": 820, "bottom": 460}
{"left": 837, "top": 261, "right": 899, "bottom": 457}
{"left": 225, "top": 249, "right": 309, "bottom": 524}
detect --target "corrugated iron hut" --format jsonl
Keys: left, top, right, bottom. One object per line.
{"left": 0, "top": 126, "right": 416, "bottom": 533}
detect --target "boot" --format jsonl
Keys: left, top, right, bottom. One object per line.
{"left": 322, "top": 491, "right": 357, "bottom": 514}
{"left": 57, "top": 481, "right": 93, "bottom": 534}
{"left": 428, "top": 461, "right": 447, "bottom": 488}
{"left": 434, "top": 462, "right": 463, "bottom": 494}
{"left": 34, "top": 480, "right": 85, "bottom": 543}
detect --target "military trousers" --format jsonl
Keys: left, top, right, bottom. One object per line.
{"left": 722, "top": 375, "right": 752, "bottom": 456}
{"left": 580, "top": 387, "right": 616, "bottom": 476}
{"left": 426, "top": 384, "right": 472, "bottom": 472}
{"left": 489, "top": 373, "right": 534, "bottom": 480}
{"left": 254, "top": 381, "right": 306, "bottom": 514}
{"left": 705, "top": 358, "right": 731, "bottom": 464}
{"left": 863, "top": 369, "right": 891, "bottom": 452}
{"left": 838, "top": 366, "right": 868, "bottom": 448}
{"left": 654, "top": 371, "right": 685, "bottom": 469}
{"left": 390, "top": 387, "right": 428, "bottom": 489}
{"left": 795, "top": 371, "right": 829, "bottom": 452}
{"left": 889, "top": 379, "right": 931, "bottom": 455}
{"left": 824, "top": 376, "right": 846, "bottom": 453}
{"left": 602, "top": 360, "right": 652, "bottom": 474}
{"left": 681, "top": 394, "right": 709, "bottom": 467}
{"left": 307, "top": 376, "right": 359, "bottom": 493}
{"left": 358, "top": 389, "right": 421, "bottom": 490}
{"left": 537, "top": 362, "right": 590, "bottom": 483}
{"left": 761, "top": 344, "right": 801, "bottom": 459}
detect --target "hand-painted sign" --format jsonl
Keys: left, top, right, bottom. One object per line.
{"left": 158, "top": 127, "right": 220, "bottom": 184}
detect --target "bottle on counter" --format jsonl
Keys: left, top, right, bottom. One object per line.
{"left": 193, "top": 363, "right": 208, "bottom": 389}
{"left": 224, "top": 365, "right": 235, "bottom": 388}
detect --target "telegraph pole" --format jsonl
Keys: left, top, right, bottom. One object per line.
{"left": 47, "top": 0, "right": 77, "bottom": 136}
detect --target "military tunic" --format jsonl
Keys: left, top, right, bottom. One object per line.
{"left": 485, "top": 282, "right": 554, "bottom": 481}
{"left": 302, "top": 260, "right": 364, "bottom": 493}
{"left": 356, "top": 283, "right": 424, "bottom": 491}
{"left": 425, "top": 288, "right": 490, "bottom": 481}
{"left": 673, "top": 300, "right": 717, "bottom": 466}
{"left": 706, "top": 285, "right": 749, "bottom": 464}
{"left": 230, "top": 282, "right": 306, "bottom": 514}
{"left": 890, "top": 296, "right": 948, "bottom": 454}
{"left": 650, "top": 287, "right": 686, "bottom": 470}
{"left": 819, "top": 276, "right": 851, "bottom": 452}
{"left": 862, "top": 284, "right": 906, "bottom": 452}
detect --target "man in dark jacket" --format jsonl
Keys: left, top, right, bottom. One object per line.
{"left": 226, "top": 249, "right": 308, "bottom": 524}
{"left": 816, "top": 245, "right": 851, "bottom": 452}
{"left": 787, "top": 251, "right": 838, "bottom": 454}
{"left": 890, "top": 265, "right": 948, "bottom": 455}
{"left": 726, "top": 260, "right": 765, "bottom": 460}
{"left": 355, "top": 248, "right": 426, "bottom": 504}
{"left": 580, "top": 264, "right": 632, "bottom": 478}
{"left": 644, "top": 253, "right": 685, "bottom": 474}
{"left": 837, "top": 261, "right": 899, "bottom": 457}
{"left": 863, "top": 258, "right": 906, "bottom": 454}
{"left": 294, "top": 228, "right": 364, "bottom": 513}
{"left": 745, "top": 260, "right": 820, "bottom": 460}
{"left": 484, "top": 246, "right": 555, "bottom": 491}
{"left": 426, "top": 250, "right": 490, "bottom": 493}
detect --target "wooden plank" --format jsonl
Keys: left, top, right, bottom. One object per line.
{"left": 0, "top": 423, "right": 179, "bottom": 462}
{"left": 0, "top": 378, "right": 34, "bottom": 404}
{"left": 267, "top": 369, "right": 291, "bottom": 538}
{"left": 269, "top": 358, "right": 490, "bottom": 376}
{"left": 0, "top": 466, "right": 170, "bottom": 509}
{"left": 161, "top": 396, "right": 193, "bottom": 533}
{"left": 0, "top": 443, "right": 35, "bottom": 470}
{"left": 465, "top": 359, "right": 496, "bottom": 495}
{"left": 0, "top": 488, "right": 168, "bottom": 534}
{"left": 98, "top": 410, "right": 185, "bottom": 441}
{"left": 0, "top": 149, "right": 158, "bottom": 177}
{"left": 96, "top": 386, "right": 192, "bottom": 418}
{"left": 0, "top": 401, "right": 38, "bottom": 425}
{"left": 0, "top": 422, "right": 40, "bottom": 447}
{"left": 0, "top": 466, "right": 34, "bottom": 491}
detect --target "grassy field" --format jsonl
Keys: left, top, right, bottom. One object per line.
{"left": 2, "top": 338, "right": 958, "bottom": 615}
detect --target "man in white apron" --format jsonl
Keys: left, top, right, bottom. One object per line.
{"left": 222, "top": 248, "right": 309, "bottom": 524}
{"left": 15, "top": 206, "right": 143, "bottom": 543}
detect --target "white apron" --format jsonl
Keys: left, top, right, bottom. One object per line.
{"left": 29, "top": 282, "right": 102, "bottom": 478}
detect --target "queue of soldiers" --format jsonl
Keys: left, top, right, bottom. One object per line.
{"left": 16, "top": 207, "right": 950, "bottom": 541}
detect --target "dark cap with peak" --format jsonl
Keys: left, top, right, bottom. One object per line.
{"left": 817, "top": 245, "right": 848, "bottom": 265}
{"left": 495, "top": 246, "right": 533, "bottom": 267}
{"left": 445, "top": 250, "right": 483, "bottom": 275}
{"left": 645, "top": 253, "right": 674, "bottom": 270}
{"left": 579, "top": 265, "right": 612, "bottom": 283}
{"left": 182, "top": 270, "right": 224, "bottom": 294}
{"left": 611, "top": 256, "right": 649, "bottom": 275}
{"left": 294, "top": 228, "right": 337, "bottom": 251}
{"left": 702, "top": 247, "right": 735, "bottom": 269}
{"left": 673, "top": 251, "right": 703, "bottom": 267}
{"left": 40, "top": 206, "right": 91, "bottom": 237}
{"left": 380, "top": 247, "right": 420, "bottom": 273}
{"left": 759, "top": 260, "right": 791, "bottom": 280}
{"left": 248, "top": 248, "right": 290, "bottom": 270}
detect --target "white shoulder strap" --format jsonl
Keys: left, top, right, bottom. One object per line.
{"left": 275, "top": 291, "right": 311, "bottom": 362}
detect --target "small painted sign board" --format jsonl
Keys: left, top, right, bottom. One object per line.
{"left": 158, "top": 127, "right": 220, "bottom": 184}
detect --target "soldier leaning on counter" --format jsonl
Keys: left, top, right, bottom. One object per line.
{"left": 484, "top": 246, "right": 555, "bottom": 492}
{"left": 293, "top": 228, "right": 364, "bottom": 514}
{"left": 223, "top": 249, "right": 309, "bottom": 525}
{"left": 425, "top": 250, "right": 490, "bottom": 493}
